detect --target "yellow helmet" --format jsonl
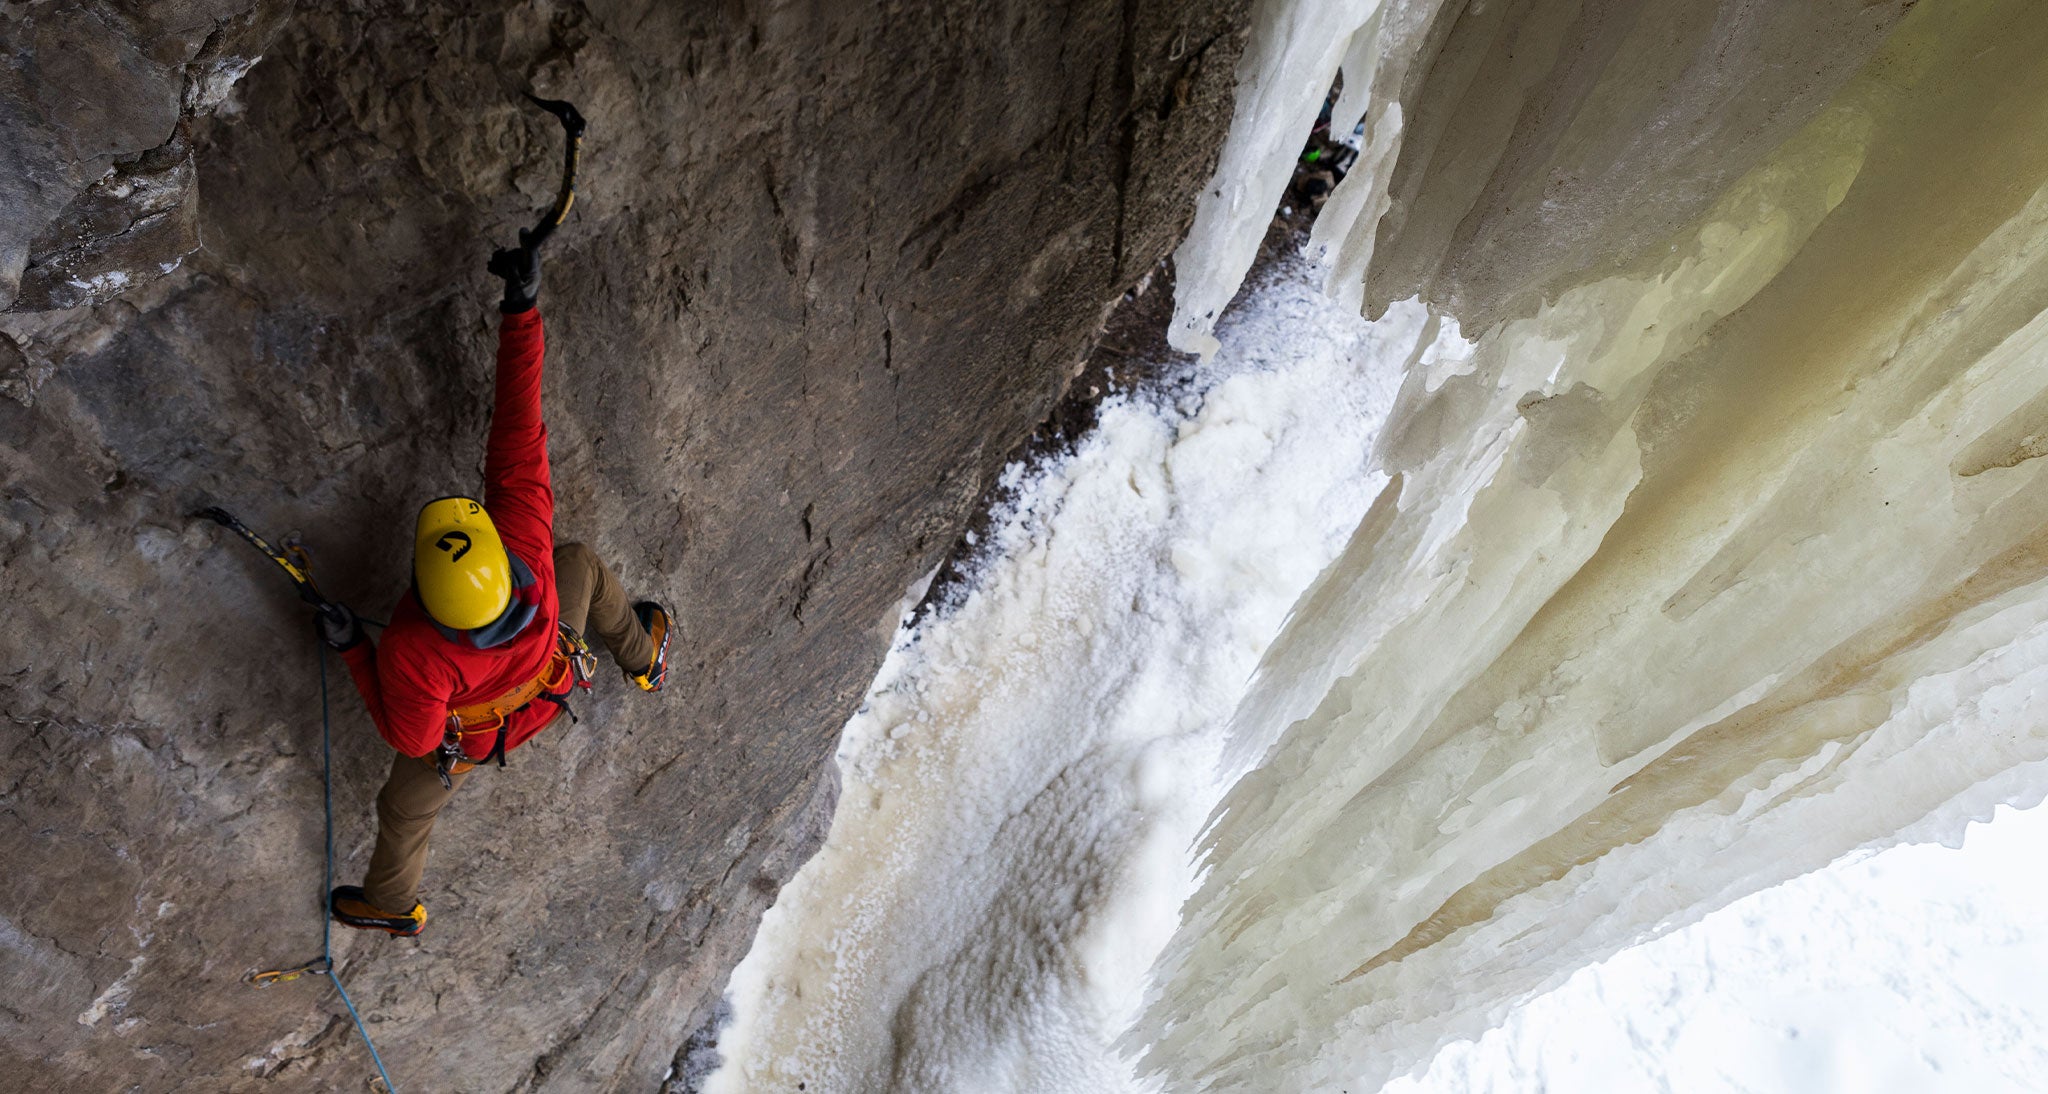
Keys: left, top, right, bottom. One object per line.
{"left": 414, "top": 497, "right": 513, "bottom": 630}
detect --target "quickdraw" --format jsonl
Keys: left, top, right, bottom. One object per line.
{"left": 561, "top": 623, "right": 598, "bottom": 684}
{"left": 246, "top": 956, "right": 331, "bottom": 988}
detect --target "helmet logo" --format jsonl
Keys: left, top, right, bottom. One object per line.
{"left": 436, "top": 531, "right": 473, "bottom": 561}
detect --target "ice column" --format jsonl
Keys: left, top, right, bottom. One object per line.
{"left": 1142, "top": 2, "right": 2048, "bottom": 1090}
{"left": 1166, "top": 0, "right": 1433, "bottom": 357}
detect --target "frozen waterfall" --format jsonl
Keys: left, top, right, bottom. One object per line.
{"left": 707, "top": 0, "right": 2048, "bottom": 1090}
{"left": 1139, "top": 0, "right": 2048, "bottom": 1090}
{"left": 704, "top": 263, "right": 1420, "bottom": 1093}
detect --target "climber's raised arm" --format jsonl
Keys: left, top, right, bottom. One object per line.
{"left": 481, "top": 237, "right": 553, "bottom": 545}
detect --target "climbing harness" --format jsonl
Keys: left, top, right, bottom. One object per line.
{"left": 515, "top": 92, "right": 586, "bottom": 251}
{"left": 434, "top": 622, "right": 595, "bottom": 788}
{"left": 201, "top": 509, "right": 399, "bottom": 1092}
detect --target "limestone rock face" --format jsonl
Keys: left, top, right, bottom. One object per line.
{"left": 0, "top": 0, "right": 289, "bottom": 312}
{"left": 0, "top": 1, "right": 1246, "bottom": 1090}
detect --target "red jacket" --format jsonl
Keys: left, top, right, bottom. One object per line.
{"left": 340, "top": 308, "right": 564, "bottom": 759}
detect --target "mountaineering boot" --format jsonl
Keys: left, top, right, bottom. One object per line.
{"left": 628, "top": 600, "right": 670, "bottom": 693}
{"left": 330, "top": 886, "right": 427, "bottom": 937}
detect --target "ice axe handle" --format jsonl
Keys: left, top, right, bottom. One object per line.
{"left": 522, "top": 93, "right": 586, "bottom": 250}
{"left": 196, "top": 506, "right": 336, "bottom": 612}
{"left": 305, "top": 587, "right": 346, "bottom": 619}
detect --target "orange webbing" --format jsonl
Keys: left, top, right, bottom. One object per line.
{"left": 447, "top": 639, "right": 575, "bottom": 734}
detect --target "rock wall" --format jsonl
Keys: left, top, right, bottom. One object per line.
{"left": 0, "top": 0, "right": 289, "bottom": 313}
{"left": 0, "top": 1, "right": 1248, "bottom": 1090}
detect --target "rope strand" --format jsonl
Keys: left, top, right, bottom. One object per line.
{"left": 214, "top": 510, "right": 400, "bottom": 1089}
{"left": 310, "top": 620, "right": 399, "bottom": 1092}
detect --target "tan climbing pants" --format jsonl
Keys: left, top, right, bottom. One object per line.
{"left": 359, "top": 540, "right": 652, "bottom": 912}
{"left": 361, "top": 751, "right": 469, "bottom": 912}
{"left": 553, "top": 540, "right": 657, "bottom": 677}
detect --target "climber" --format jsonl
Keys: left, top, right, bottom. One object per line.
{"left": 316, "top": 235, "right": 672, "bottom": 937}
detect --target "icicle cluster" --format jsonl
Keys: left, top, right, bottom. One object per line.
{"left": 1141, "top": 2, "right": 2048, "bottom": 1090}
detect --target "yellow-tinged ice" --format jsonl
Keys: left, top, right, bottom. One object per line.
{"left": 1142, "top": 1, "right": 2048, "bottom": 1089}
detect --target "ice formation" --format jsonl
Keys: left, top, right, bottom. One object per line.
{"left": 708, "top": 1, "right": 2048, "bottom": 1089}
{"left": 1137, "top": 1, "right": 2048, "bottom": 1090}
{"left": 1166, "top": 0, "right": 1394, "bottom": 358}
{"left": 1384, "top": 804, "right": 2048, "bottom": 1093}
{"left": 706, "top": 270, "right": 1415, "bottom": 1092}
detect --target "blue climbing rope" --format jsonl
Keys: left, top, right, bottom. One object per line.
{"left": 312, "top": 627, "right": 399, "bottom": 1093}
{"left": 205, "top": 507, "right": 398, "bottom": 1086}
{"left": 250, "top": 624, "right": 398, "bottom": 1090}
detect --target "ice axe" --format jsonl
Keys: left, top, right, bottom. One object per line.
{"left": 513, "top": 91, "right": 587, "bottom": 251}
{"left": 193, "top": 505, "right": 347, "bottom": 624}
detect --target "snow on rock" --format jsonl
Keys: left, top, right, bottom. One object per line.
{"left": 708, "top": 268, "right": 1415, "bottom": 1093}
{"left": 1138, "top": 2, "right": 2048, "bottom": 1090}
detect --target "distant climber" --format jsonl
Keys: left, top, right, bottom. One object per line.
{"left": 317, "top": 235, "right": 672, "bottom": 937}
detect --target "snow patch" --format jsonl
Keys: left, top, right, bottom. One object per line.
{"left": 1388, "top": 804, "right": 2048, "bottom": 1094}
{"left": 65, "top": 270, "right": 131, "bottom": 295}
{"left": 76, "top": 953, "right": 146, "bottom": 1027}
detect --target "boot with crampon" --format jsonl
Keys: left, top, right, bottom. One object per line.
{"left": 329, "top": 886, "right": 427, "bottom": 937}
{"left": 628, "top": 600, "right": 670, "bottom": 693}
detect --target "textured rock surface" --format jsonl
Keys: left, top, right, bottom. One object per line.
{"left": 0, "top": 0, "right": 289, "bottom": 311}
{"left": 0, "top": 1, "right": 1247, "bottom": 1090}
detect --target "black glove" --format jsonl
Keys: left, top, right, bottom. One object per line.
{"left": 486, "top": 229, "right": 541, "bottom": 314}
{"left": 317, "top": 602, "right": 364, "bottom": 651}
